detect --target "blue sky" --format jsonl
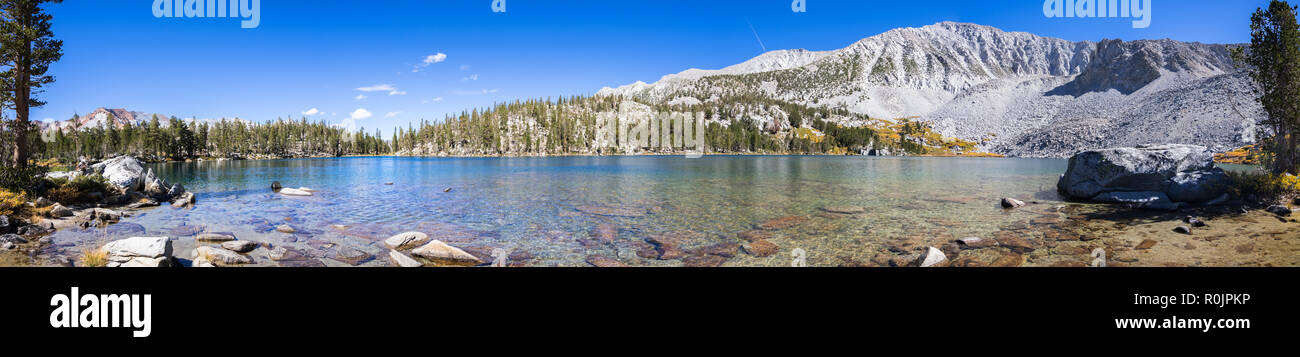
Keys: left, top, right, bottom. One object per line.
{"left": 36, "top": 0, "right": 1269, "bottom": 133}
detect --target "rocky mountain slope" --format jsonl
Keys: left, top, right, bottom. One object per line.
{"left": 598, "top": 22, "right": 1261, "bottom": 158}
{"left": 39, "top": 107, "right": 255, "bottom": 132}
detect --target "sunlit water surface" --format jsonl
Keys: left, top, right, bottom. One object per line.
{"left": 43, "top": 156, "right": 1086, "bottom": 266}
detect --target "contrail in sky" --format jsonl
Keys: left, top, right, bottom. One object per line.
{"left": 747, "top": 20, "right": 767, "bottom": 52}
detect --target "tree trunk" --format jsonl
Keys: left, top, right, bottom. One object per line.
{"left": 11, "top": 8, "right": 32, "bottom": 169}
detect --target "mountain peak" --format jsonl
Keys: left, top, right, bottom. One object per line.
{"left": 595, "top": 21, "right": 1253, "bottom": 158}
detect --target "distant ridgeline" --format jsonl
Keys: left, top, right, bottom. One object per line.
{"left": 35, "top": 111, "right": 389, "bottom": 162}
{"left": 391, "top": 95, "right": 990, "bottom": 157}
{"left": 32, "top": 96, "right": 988, "bottom": 163}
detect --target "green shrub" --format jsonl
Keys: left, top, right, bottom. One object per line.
{"left": 66, "top": 175, "right": 109, "bottom": 194}
{"left": 0, "top": 165, "right": 47, "bottom": 194}
{"left": 44, "top": 174, "right": 110, "bottom": 204}
{"left": 1226, "top": 170, "right": 1300, "bottom": 202}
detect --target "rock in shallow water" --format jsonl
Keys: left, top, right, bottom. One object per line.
{"left": 819, "top": 206, "right": 866, "bottom": 214}
{"left": 333, "top": 246, "right": 375, "bottom": 266}
{"left": 742, "top": 240, "right": 779, "bottom": 257}
{"left": 410, "top": 240, "right": 482, "bottom": 264}
{"left": 586, "top": 255, "right": 628, "bottom": 267}
{"left": 914, "top": 246, "right": 948, "bottom": 267}
{"left": 383, "top": 232, "right": 430, "bottom": 250}
{"left": 1000, "top": 198, "right": 1025, "bottom": 209}
{"left": 389, "top": 250, "right": 423, "bottom": 267}
{"left": 575, "top": 205, "right": 648, "bottom": 217}
{"left": 196, "top": 233, "right": 236, "bottom": 242}
{"left": 1057, "top": 144, "right": 1229, "bottom": 204}
{"left": 954, "top": 237, "right": 997, "bottom": 249}
{"left": 220, "top": 240, "right": 258, "bottom": 253}
{"left": 196, "top": 246, "right": 252, "bottom": 266}
{"left": 683, "top": 255, "right": 726, "bottom": 267}
{"left": 757, "top": 216, "right": 808, "bottom": 230}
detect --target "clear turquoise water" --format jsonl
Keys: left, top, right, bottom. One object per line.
{"left": 44, "top": 156, "right": 1075, "bottom": 267}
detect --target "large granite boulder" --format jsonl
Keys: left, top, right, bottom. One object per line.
{"left": 91, "top": 156, "right": 147, "bottom": 192}
{"left": 1057, "top": 144, "right": 1231, "bottom": 208}
{"left": 103, "top": 237, "right": 173, "bottom": 267}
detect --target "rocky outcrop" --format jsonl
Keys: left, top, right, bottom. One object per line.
{"left": 91, "top": 156, "right": 146, "bottom": 191}
{"left": 103, "top": 237, "right": 173, "bottom": 267}
{"left": 1057, "top": 144, "right": 1231, "bottom": 209}
{"left": 86, "top": 156, "right": 192, "bottom": 207}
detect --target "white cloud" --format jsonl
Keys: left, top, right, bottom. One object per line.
{"left": 302, "top": 108, "right": 320, "bottom": 116}
{"left": 413, "top": 53, "right": 448, "bottom": 72}
{"left": 350, "top": 108, "right": 373, "bottom": 120}
{"left": 459, "top": 65, "right": 471, "bottom": 71}
{"left": 356, "top": 84, "right": 397, "bottom": 92}
{"left": 462, "top": 74, "right": 479, "bottom": 81}
{"left": 354, "top": 94, "right": 367, "bottom": 100}
{"left": 423, "top": 53, "right": 447, "bottom": 65}
{"left": 450, "top": 89, "right": 499, "bottom": 95}
{"left": 356, "top": 84, "right": 406, "bottom": 96}
{"left": 385, "top": 111, "right": 402, "bottom": 118}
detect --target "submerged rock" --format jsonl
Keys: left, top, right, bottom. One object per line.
{"left": 410, "top": 240, "right": 482, "bottom": 264}
{"left": 590, "top": 223, "right": 618, "bottom": 244}
{"left": 954, "top": 237, "right": 997, "bottom": 249}
{"left": 575, "top": 205, "right": 648, "bottom": 217}
{"left": 196, "top": 233, "right": 237, "bottom": 242}
{"left": 1057, "top": 144, "right": 1230, "bottom": 205}
{"left": 742, "top": 240, "right": 779, "bottom": 257}
{"left": 196, "top": 245, "right": 252, "bottom": 266}
{"left": 333, "top": 246, "right": 375, "bottom": 266}
{"left": 220, "top": 240, "right": 259, "bottom": 253}
{"left": 757, "top": 215, "right": 808, "bottom": 230}
{"left": 820, "top": 206, "right": 866, "bottom": 214}
{"left": 683, "top": 255, "right": 726, "bottom": 267}
{"left": 586, "top": 255, "right": 628, "bottom": 267}
{"left": 1136, "top": 239, "right": 1158, "bottom": 250}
